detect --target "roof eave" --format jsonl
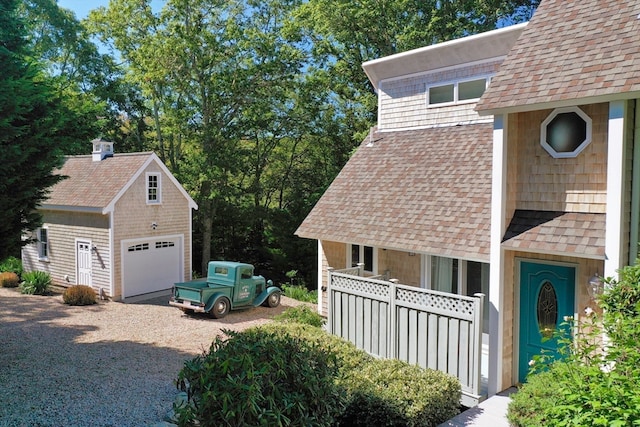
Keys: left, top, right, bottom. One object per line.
{"left": 363, "top": 22, "right": 527, "bottom": 91}
{"left": 40, "top": 204, "right": 105, "bottom": 214}
{"left": 477, "top": 90, "right": 640, "bottom": 116}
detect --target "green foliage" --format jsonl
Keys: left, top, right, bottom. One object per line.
{"left": 62, "top": 285, "right": 97, "bottom": 305}
{"left": 20, "top": 271, "right": 51, "bottom": 295}
{"left": 0, "top": 272, "right": 20, "bottom": 288}
{"left": 177, "top": 323, "right": 461, "bottom": 426}
{"left": 274, "top": 305, "right": 325, "bottom": 327}
{"left": 509, "top": 261, "right": 640, "bottom": 427}
{"left": 282, "top": 284, "right": 318, "bottom": 303}
{"left": 0, "top": 256, "right": 23, "bottom": 278}
{"left": 175, "top": 328, "right": 345, "bottom": 427}
{"left": 338, "top": 359, "right": 461, "bottom": 427}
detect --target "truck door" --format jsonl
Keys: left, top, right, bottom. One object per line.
{"left": 234, "top": 267, "right": 256, "bottom": 305}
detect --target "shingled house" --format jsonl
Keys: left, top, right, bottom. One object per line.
{"left": 22, "top": 140, "right": 198, "bottom": 301}
{"left": 297, "top": 0, "right": 640, "bottom": 397}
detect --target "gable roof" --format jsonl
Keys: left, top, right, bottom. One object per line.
{"left": 296, "top": 124, "right": 493, "bottom": 261}
{"left": 476, "top": 0, "right": 640, "bottom": 114}
{"left": 42, "top": 152, "right": 197, "bottom": 214}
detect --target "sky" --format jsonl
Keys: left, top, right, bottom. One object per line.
{"left": 57, "top": 0, "right": 164, "bottom": 20}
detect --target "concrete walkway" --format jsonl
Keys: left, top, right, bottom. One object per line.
{"left": 439, "top": 388, "right": 517, "bottom": 427}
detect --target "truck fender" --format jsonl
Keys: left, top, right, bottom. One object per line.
{"left": 204, "top": 292, "right": 231, "bottom": 313}
{"left": 253, "top": 286, "right": 281, "bottom": 307}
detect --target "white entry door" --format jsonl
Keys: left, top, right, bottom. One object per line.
{"left": 77, "top": 241, "right": 92, "bottom": 286}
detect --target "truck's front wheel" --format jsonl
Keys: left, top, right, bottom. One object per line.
{"left": 209, "top": 296, "right": 230, "bottom": 319}
{"left": 265, "top": 291, "right": 281, "bottom": 308}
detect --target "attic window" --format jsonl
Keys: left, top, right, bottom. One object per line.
{"left": 146, "top": 172, "right": 161, "bottom": 204}
{"left": 541, "top": 107, "right": 592, "bottom": 158}
{"left": 427, "top": 78, "right": 487, "bottom": 106}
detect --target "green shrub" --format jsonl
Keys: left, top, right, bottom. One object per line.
{"left": 274, "top": 305, "right": 325, "bottom": 327}
{"left": 20, "top": 271, "right": 51, "bottom": 295}
{"left": 0, "top": 256, "right": 23, "bottom": 278}
{"left": 175, "top": 328, "right": 345, "bottom": 427}
{"left": 338, "top": 359, "right": 461, "bottom": 427}
{"left": 62, "top": 285, "right": 97, "bottom": 305}
{"left": 282, "top": 284, "right": 318, "bottom": 303}
{"left": 0, "top": 271, "right": 20, "bottom": 288}
{"left": 178, "top": 323, "right": 462, "bottom": 427}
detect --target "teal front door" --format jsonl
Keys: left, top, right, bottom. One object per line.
{"left": 518, "top": 261, "right": 575, "bottom": 383}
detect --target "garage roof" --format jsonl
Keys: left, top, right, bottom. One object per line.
{"left": 42, "top": 152, "right": 197, "bottom": 213}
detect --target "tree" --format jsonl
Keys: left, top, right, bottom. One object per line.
{"left": 0, "top": 0, "right": 66, "bottom": 259}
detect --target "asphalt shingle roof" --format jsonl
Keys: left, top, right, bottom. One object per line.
{"left": 296, "top": 125, "right": 493, "bottom": 261}
{"left": 502, "top": 210, "right": 606, "bottom": 258}
{"left": 476, "top": 0, "right": 640, "bottom": 113}
{"left": 44, "top": 153, "right": 152, "bottom": 210}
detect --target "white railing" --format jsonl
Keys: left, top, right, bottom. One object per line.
{"left": 327, "top": 267, "right": 484, "bottom": 407}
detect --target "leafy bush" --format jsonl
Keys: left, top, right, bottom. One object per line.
{"left": 62, "top": 285, "right": 97, "bottom": 305}
{"left": 177, "top": 323, "right": 462, "bottom": 427}
{"left": 175, "top": 328, "right": 345, "bottom": 427}
{"left": 0, "top": 271, "right": 20, "bottom": 288}
{"left": 0, "top": 256, "right": 23, "bottom": 278}
{"left": 282, "top": 284, "right": 317, "bottom": 303}
{"left": 274, "top": 305, "right": 325, "bottom": 327}
{"left": 338, "top": 358, "right": 461, "bottom": 427}
{"left": 281, "top": 270, "right": 317, "bottom": 303}
{"left": 20, "top": 271, "right": 51, "bottom": 295}
{"left": 509, "top": 262, "right": 640, "bottom": 426}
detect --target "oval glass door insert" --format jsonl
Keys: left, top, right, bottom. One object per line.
{"left": 537, "top": 281, "right": 558, "bottom": 339}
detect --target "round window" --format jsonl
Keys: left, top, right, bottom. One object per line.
{"left": 540, "top": 106, "right": 592, "bottom": 158}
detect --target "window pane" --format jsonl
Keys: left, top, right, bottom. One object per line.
{"left": 545, "top": 112, "right": 587, "bottom": 153}
{"left": 458, "top": 79, "right": 486, "bottom": 100}
{"left": 467, "top": 261, "right": 489, "bottom": 333}
{"left": 429, "top": 84, "right": 454, "bottom": 104}
{"left": 364, "top": 246, "right": 373, "bottom": 272}
{"left": 431, "top": 256, "right": 457, "bottom": 293}
{"left": 351, "top": 245, "right": 360, "bottom": 267}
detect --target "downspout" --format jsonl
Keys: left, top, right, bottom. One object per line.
{"left": 629, "top": 99, "right": 640, "bottom": 264}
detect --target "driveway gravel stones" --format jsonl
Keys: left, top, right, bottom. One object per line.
{"left": 0, "top": 287, "right": 308, "bottom": 426}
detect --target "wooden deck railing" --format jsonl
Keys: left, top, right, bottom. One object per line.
{"left": 327, "top": 267, "right": 484, "bottom": 407}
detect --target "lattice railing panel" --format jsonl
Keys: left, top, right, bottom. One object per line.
{"left": 396, "top": 287, "right": 476, "bottom": 318}
{"left": 331, "top": 274, "right": 390, "bottom": 298}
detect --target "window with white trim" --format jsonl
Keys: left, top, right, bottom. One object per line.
{"left": 37, "top": 227, "right": 49, "bottom": 260}
{"left": 348, "top": 244, "right": 376, "bottom": 274}
{"left": 540, "top": 106, "right": 592, "bottom": 158}
{"left": 146, "top": 172, "right": 161, "bottom": 204}
{"left": 422, "top": 255, "right": 489, "bottom": 333}
{"left": 427, "top": 77, "right": 488, "bottom": 106}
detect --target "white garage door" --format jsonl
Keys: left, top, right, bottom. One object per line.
{"left": 122, "top": 237, "right": 181, "bottom": 298}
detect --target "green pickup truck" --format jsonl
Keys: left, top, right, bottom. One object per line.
{"left": 169, "top": 261, "right": 281, "bottom": 318}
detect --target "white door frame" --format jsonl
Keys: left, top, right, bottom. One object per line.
{"left": 76, "top": 239, "right": 93, "bottom": 286}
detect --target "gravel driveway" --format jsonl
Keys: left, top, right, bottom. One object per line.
{"left": 0, "top": 287, "right": 309, "bottom": 427}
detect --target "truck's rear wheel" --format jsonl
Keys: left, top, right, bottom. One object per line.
{"left": 209, "top": 296, "right": 230, "bottom": 319}
{"left": 265, "top": 291, "right": 281, "bottom": 308}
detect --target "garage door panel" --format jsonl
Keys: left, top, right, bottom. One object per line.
{"left": 123, "top": 237, "right": 181, "bottom": 298}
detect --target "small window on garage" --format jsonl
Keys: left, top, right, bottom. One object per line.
{"left": 541, "top": 106, "right": 592, "bottom": 158}
{"left": 37, "top": 227, "right": 49, "bottom": 260}
{"left": 155, "top": 241, "right": 175, "bottom": 249}
{"left": 128, "top": 243, "right": 149, "bottom": 252}
{"left": 146, "top": 172, "right": 161, "bottom": 204}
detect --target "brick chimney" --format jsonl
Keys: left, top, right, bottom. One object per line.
{"left": 92, "top": 138, "right": 114, "bottom": 161}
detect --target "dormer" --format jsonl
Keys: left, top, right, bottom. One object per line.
{"left": 92, "top": 138, "right": 114, "bottom": 161}
{"left": 362, "top": 23, "right": 526, "bottom": 132}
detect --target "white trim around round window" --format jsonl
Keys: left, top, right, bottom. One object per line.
{"left": 540, "top": 106, "right": 592, "bottom": 158}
